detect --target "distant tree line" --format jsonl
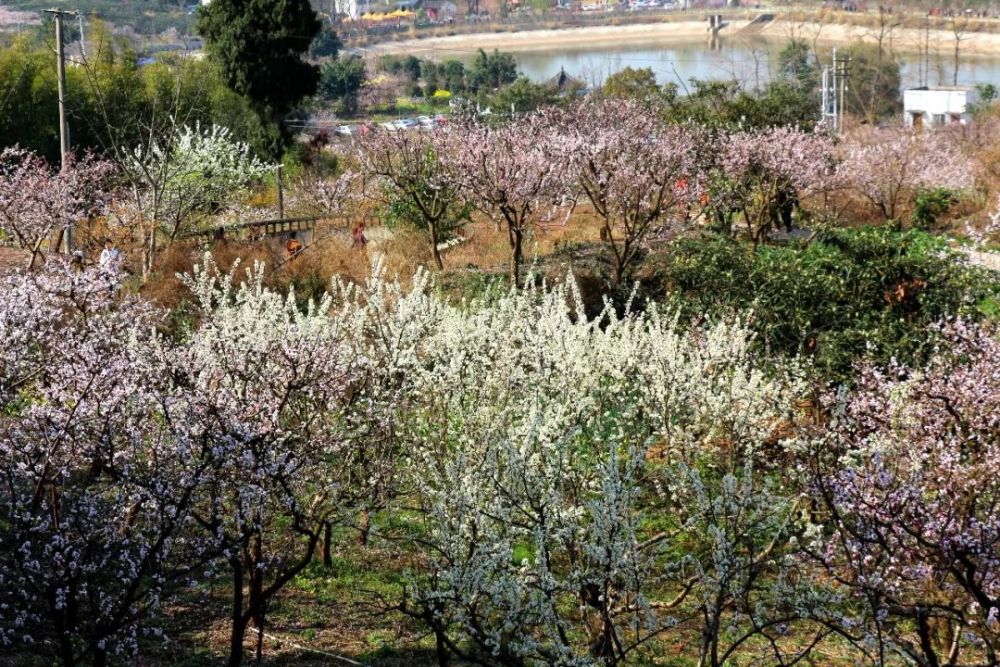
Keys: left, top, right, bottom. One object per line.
{"left": 1, "top": 0, "right": 324, "bottom": 162}
{"left": 0, "top": 30, "right": 271, "bottom": 163}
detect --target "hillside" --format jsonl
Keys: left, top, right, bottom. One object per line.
{"left": 2, "top": 1, "right": 195, "bottom": 34}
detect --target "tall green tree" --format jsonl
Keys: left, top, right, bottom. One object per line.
{"left": 197, "top": 0, "right": 321, "bottom": 158}
{"left": 840, "top": 41, "right": 902, "bottom": 123}
{"left": 602, "top": 66, "right": 662, "bottom": 102}
{"left": 0, "top": 38, "right": 60, "bottom": 160}
{"left": 309, "top": 23, "right": 342, "bottom": 59}
{"left": 778, "top": 39, "right": 819, "bottom": 92}
{"left": 318, "top": 55, "right": 366, "bottom": 116}
{"left": 661, "top": 79, "right": 817, "bottom": 131}
{"left": 466, "top": 49, "right": 518, "bottom": 94}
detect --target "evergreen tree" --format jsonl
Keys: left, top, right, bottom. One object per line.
{"left": 318, "top": 55, "right": 367, "bottom": 116}
{"left": 197, "top": 0, "right": 321, "bottom": 158}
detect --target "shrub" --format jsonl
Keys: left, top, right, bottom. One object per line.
{"left": 431, "top": 89, "right": 452, "bottom": 105}
{"left": 658, "top": 227, "right": 999, "bottom": 380}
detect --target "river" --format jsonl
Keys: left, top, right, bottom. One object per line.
{"left": 444, "top": 35, "right": 1000, "bottom": 89}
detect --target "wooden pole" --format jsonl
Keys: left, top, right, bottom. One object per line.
{"left": 44, "top": 8, "right": 77, "bottom": 253}
{"left": 276, "top": 164, "right": 285, "bottom": 222}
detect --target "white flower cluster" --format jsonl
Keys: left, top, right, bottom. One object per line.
{"left": 340, "top": 265, "right": 808, "bottom": 664}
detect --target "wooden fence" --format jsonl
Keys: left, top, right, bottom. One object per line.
{"left": 181, "top": 214, "right": 387, "bottom": 241}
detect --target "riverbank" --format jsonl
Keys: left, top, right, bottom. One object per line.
{"left": 365, "top": 14, "right": 1000, "bottom": 58}
{"left": 364, "top": 19, "right": 750, "bottom": 55}
{"left": 758, "top": 18, "right": 1000, "bottom": 56}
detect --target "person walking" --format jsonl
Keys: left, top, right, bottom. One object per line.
{"left": 352, "top": 223, "right": 368, "bottom": 248}
{"left": 99, "top": 238, "right": 122, "bottom": 273}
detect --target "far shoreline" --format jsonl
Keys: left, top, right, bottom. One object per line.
{"left": 363, "top": 16, "right": 1000, "bottom": 59}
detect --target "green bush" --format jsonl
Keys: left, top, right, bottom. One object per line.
{"left": 659, "top": 228, "right": 999, "bottom": 380}
{"left": 911, "top": 187, "right": 958, "bottom": 231}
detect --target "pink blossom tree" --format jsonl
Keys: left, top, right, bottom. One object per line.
{"left": 0, "top": 148, "right": 115, "bottom": 269}
{"left": 438, "top": 114, "right": 569, "bottom": 287}
{"left": 356, "top": 129, "right": 470, "bottom": 270}
{"left": 0, "top": 264, "right": 219, "bottom": 666}
{"left": 836, "top": 126, "right": 972, "bottom": 224}
{"left": 813, "top": 322, "right": 1000, "bottom": 666}
{"left": 563, "top": 98, "right": 701, "bottom": 282}
{"left": 717, "top": 127, "right": 834, "bottom": 248}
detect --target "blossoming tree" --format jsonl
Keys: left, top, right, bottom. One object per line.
{"left": 356, "top": 129, "right": 470, "bottom": 270}
{"left": 438, "top": 114, "right": 569, "bottom": 287}
{"left": 0, "top": 265, "right": 217, "bottom": 666}
{"left": 814, "top": 322, "right": 1000, "bottom": 666}
{"left": 388, "top": 271, "right": 815, "bottom": 665}
{"left": 717, "top": 126, "right": 834, "bottom": 248}
{"left": 563, "top": 98, "right": 701, "bottom": 282}
{"left": 0, "top": 148, "right": 114, "bottom": 269}
{"left": 836, "top": 126, "right": 972, "bottom": 223}
{"left": 117, "top": 123, "right": 269, "bottom": 275}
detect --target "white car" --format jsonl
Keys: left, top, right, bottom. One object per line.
{"left": 335, "top": 125, "right": 353, "bottom": 136}
{"left": 380, "top": 121, "right": 398, "bottom": 132}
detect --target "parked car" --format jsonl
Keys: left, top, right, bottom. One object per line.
{"left": 380, "top": 121, "right": 398, "bottom": 131}
{"left": 335, "top": 125, "right": 353, "bottom": 136}
{"left": 395, "top": 118, "right": 420, "bottom": 130}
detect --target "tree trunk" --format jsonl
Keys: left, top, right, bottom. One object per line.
{"left": 228, "top": 560, "right": 246, "bottom": 667}
{"left": 322, "top": 521, "right": 333, "bottom": 567}
{"left": 358, "top": 510, "right": 371, "bottom": 546}
{"left": 249, "top": 534, "right": 265, "bottom": 628}
{"left": 435, "top": 627, "right": 450, "bottom": 667}
{"left": 509, "top": 226, "right": 523, "bottom": 289}
{"left": 954, "top": 41, "right": 960, "bottom": 86}
{"left": 54, "top": 608, "right": 75, "bottom": 667}
{"left": 143, "top": 229, "right": 156, "bottom": 281}
{"left": 429, "top": 222, "right": 444, "bottom": 270}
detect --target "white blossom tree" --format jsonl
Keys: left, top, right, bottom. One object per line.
{"left": 384, "top": 270, "right": 815, "bottom": 665}
{"left": 117, "top": 123, "right": 269, "bottom": 275}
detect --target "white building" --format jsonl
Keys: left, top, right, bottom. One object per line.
{"left": 336, "top": 0, "right": 360, "bottom": 19}
{"left": 903, "top": 86, "right": 980, "bottom": 128}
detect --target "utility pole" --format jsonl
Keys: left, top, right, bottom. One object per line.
{"left": 834, "top": 50, "right": 851, "bottom": 133}
{"left": 820, "top": 60, "right": 836, "bottom": 130}
{"left": 276, "top": 165, "right": 285, "bottom": 221}
{"left": 43, "top": 8, "right": 78, "bottom": 253}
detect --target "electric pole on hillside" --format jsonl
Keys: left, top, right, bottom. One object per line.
{"left": 820, "top": 49, "right": 851, "bottom": 134}
{"left": 836, "top": 51, "right": 851, "bottom": 133}
{"left": 821, "top": 51, "right": 836, "bottom": 131}
{"left": 43, "top": 8, "right": 78, "bottom": 252}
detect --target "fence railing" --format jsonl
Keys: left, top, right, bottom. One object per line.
{"left": 180, "top": 214, "right": 386, "bottom": 244}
